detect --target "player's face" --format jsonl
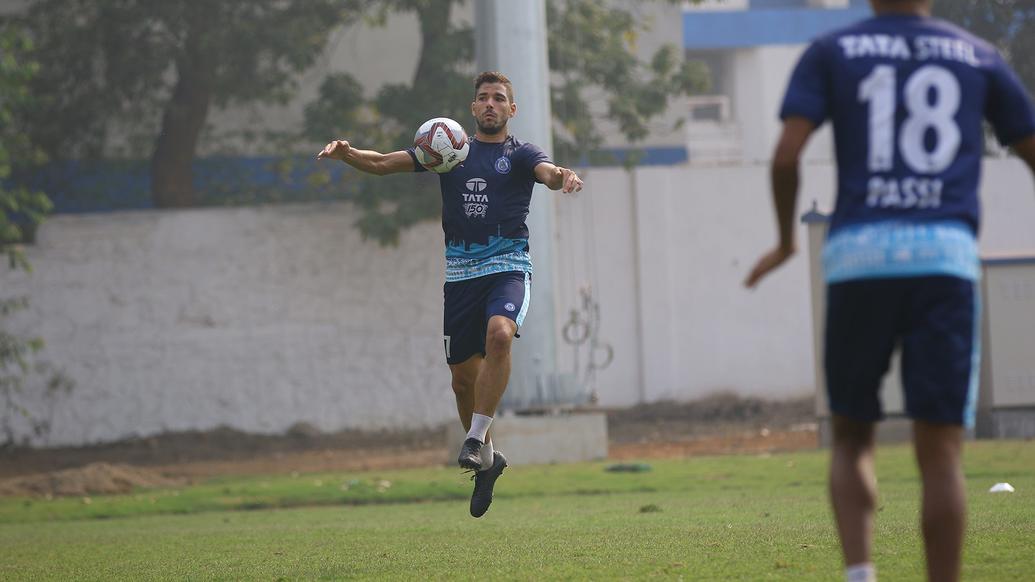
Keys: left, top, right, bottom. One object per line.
{"left": 472, "top": 82, "right": 516, "bottom": 135}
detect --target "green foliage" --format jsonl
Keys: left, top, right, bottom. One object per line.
{"left": 14, "top": 0, "right": 707, "bottom": 238}
{"left": 0, "top": 304, "right": 75, "bottom": 446}
{"left": 0, "top": 26, "right": 50, "bottom": 270}
{"left": 304, "top": 0, "right": 475, "bottom": 244}
{"left": 0, "top": 25, "right": 73, "bottom": 447}
{"left": 933, "top": 0, "right": 1035, "bottom": 95}
{"left": 16, "top": 0, "right": 362, "bottom": 161}
{"left": 13, "top": 0, "right": 368, "bottom": 207}
{"left": 547, "top": 1, "right": 710, "bottom": 164}
{"left": 304, "top": 0, "right": 710, "bottom": 243}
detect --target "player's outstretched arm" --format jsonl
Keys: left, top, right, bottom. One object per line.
{"left": 534, "top": 163, "right": 584, "bottom": 193}
{"left": 316, "top": 140, "right": 415, "bottom": 175}
{"left": 744, "top": 116, "right": 816, "bottom": 289}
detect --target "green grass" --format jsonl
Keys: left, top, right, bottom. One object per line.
{"left": 1, "top": 441, "right": 1033, "bottom": 580}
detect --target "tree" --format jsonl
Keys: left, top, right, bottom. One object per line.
{"left": 933, "top": 0, "right": 1035, "bottom": 95}
{"left": 0, "top": 25, "right": 73, "bottom": 447}
{"left": 15, "top": 0, "right": 705, "bottom": 237}
{"left": 546, "top": 1, "right": 708, "bottom": 165}
{"left": 17, "top": 0, "right": 362, "bottom": 207}
{"left": 303, "top": 0, "right": 709, "bottom": 243}
{"left": 0, "top": 26, "right": 50, "bottom": 268}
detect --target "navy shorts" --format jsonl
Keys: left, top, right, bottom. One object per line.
{"left": 443, "top": 271, "right": 530, "bottom": 365}
{"left": 824, "top": 275, "right": 979, "bottom": 427}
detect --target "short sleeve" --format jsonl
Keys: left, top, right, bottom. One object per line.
{"left": 406, "top": 148, "right": 428, "bottom": 173}
{"left": 779, "top": 41, "right": 830, "bottom": 126}
{"left": 985, "top": 53, "right": 1035, "bottom": 146}
{"left": 517, "top": 142, "right": 551, "bottom": 179}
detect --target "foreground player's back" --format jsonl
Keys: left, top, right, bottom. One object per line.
{"left": 782, "top": 13, "right": 1035, "bottom": 235}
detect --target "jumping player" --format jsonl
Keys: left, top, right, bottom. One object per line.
{"left": 317, "top": 71, "right": 583, "bottom": 518}
{"left": 745, "top": 1, "right": 1035, "bottom": 580}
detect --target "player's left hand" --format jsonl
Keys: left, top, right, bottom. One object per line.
{"left": 316, "top": 140, "right": 352, "bottom": 161}
{"left": 560, "top": 168, "right": 583, "bottom": 194}
{"left": 744, "top": 246, "right": 795, "bottom": 289}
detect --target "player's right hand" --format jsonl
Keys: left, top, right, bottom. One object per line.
{"left": 316, "top": 140, "right": 351, "bottom": 161}
{"left": 744, "top": 246, "right": 795, "bottom": 289}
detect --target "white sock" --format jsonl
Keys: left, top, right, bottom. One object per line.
{"left": 479, "top": 439, "right": 495, "bottom": 471}
{"left": 845, "top": 563, "right": 876, "bottom": 582}
{"left": 467, "top": 413, "right": 493, "bottom": 443}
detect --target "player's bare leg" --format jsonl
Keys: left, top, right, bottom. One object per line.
{"left": 451, "top": 316, "right": 514, "bottom": 517}
{"left": 829, "top": 414, "right": 878, "bottom": 576}
{"left": 451, "top": 355, "right": 499, "bottom": 467}
{"left": 457, "top": 315, "right": 515, "bottom": 470}
{"left": 449, "top": 356, "right": 482, "bottom": 432}
{"left": 474, "top": 315, "right": 517, "bottom": 418}
{"left": 913, "top": 420, "right": 965, "bottom": 582}
{"left": 456, "top": 315, "right": 512, "bottom": 464}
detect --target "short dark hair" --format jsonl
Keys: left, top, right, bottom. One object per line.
{"left": 474, "top": 71, "right": 514, "bottom": 102}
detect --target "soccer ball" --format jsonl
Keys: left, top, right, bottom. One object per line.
{"left": 413, "top": 117, "right": 470, "bottom": 173}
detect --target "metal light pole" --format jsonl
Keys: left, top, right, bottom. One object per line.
{"left": 474, "top": 0, "right": 559, "bottom": 408}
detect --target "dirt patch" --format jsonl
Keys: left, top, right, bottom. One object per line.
{"left": 610, "top": 427, "right": 817, "bottom": 460}
{"left": 604, "top": 393, "right": 817, "bottom": 460}
{"left": 605, "top": 393, "right": 815, "bottom": 444}
{"left": 0, "top": 423, "right": 447, "bottom": 480}
{"left": 151, "top": 448, "right": 450, "bottom": 480}
{"left": 0, "top": 462, "right": 186, "bottom": 497}
{"left": 0, "top": 393, "right": 818, "bottom": 495}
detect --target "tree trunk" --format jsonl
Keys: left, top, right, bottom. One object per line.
{"left": 413, "top": 0, "right": 453, "bottom": 90}
{"left": 150, "top": 27, "right": 215, "bottom": 208}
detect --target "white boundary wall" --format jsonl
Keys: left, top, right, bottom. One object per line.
{"left": 2, "top": 204, "right": 455, "bottom": 445}
{"left": 4, "top": 158, "right": 1034, "bottom": 445}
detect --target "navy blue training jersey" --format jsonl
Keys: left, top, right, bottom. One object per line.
{"left": 781, "top": 14, "right": 1035, "bottom": 236}
{"left": 409, "top": 135, "right": 550, "bottom": 281}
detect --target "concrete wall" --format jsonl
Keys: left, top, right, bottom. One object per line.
{"left": 2, "top": 204, "right": 455, "bottom": 445}
{"left": 554, "top": 158, "right": 1035, "bottom": 408}
{"left": 4, "top": 158, "right": 1034, "bottom": 446}
{"left": 554, "top": 161, "right": 837, "bottom": 407}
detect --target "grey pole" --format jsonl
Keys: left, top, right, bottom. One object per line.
{"left": 474, "top": 0, "right": 559, "bottom": 408}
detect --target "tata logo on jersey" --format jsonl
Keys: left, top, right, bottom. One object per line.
{"left": 463, "top": 200, "right": 488, "bottom": 219}
{"left": 463, "top": 177, "right": 488, "bottom": 218}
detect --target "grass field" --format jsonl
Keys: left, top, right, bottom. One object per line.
{"left": 1, "top": 441, "right": 1032, "bottom": 580}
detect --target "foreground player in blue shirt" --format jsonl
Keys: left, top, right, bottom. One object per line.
{"left": 745, "top": 1, "right": 1035, "bottom": 580}
{"left": 318, "top": 71, "right": 583, "bottom": 518}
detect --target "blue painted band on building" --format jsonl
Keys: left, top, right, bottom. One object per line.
{"left": 12, "top": 146, "right": 691, "bottom": 215}
{"left": 684, "top": 5, "right": 872, "bottom": 49}
{"left": 580, "top": 146, "right": 689, "bottom": 167}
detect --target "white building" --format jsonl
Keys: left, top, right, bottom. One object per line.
{"left": 678, "top": 0, "right": 870, "bottom": 164}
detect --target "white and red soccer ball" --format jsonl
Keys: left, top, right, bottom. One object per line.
{"left": 413, "top": 117, "right": 470, "bottom": 173}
